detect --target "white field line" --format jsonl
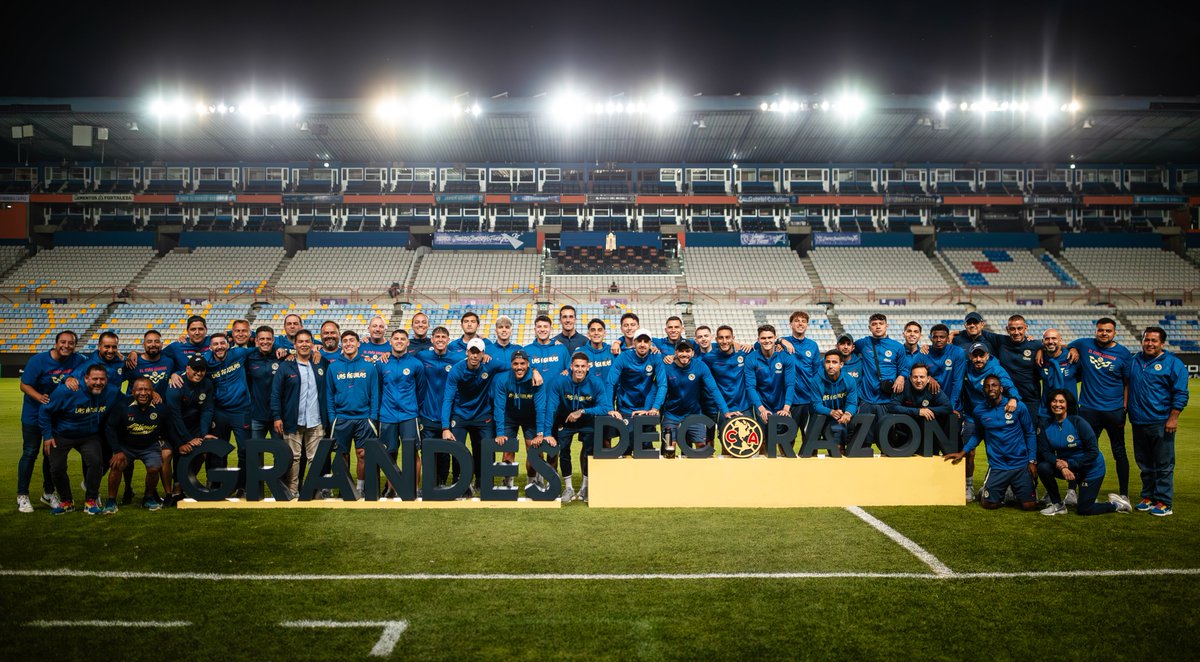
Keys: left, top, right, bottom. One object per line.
{"left": 26, "top": 620, "right": 191, "bottom": 627}
{"left": 844, "top": 505, "right": 957, "bottom": 577}
{"left": 282, "top": 620, "right": 408, "bottom": 657}
{"left": 2, "top": 568, "right": 1199, "bottom": 581}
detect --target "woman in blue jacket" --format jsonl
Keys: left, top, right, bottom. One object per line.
{"left": 1037, "top": 388, "right": 1132, "bottom": 516}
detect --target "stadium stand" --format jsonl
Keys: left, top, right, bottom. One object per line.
{"left": 683, "top": 247, "right": 812, "bottom": 294}
{"left": 973, "top": 305, "right": 1142, "bottom": 348}
{"left": 837, "top": 306, "right": 969, "bottom": 342}
{"left": 140, "top": 246, "right": 285, "bottom": 296}
{"left": 411, "top": 251, "right": 541, "bottom": 296}
{"left": 757, "top": 309, "right": 838, "bottom": 349}
{"left": 0, "top": 302, "right": 106, "bottom": 353}
{"left": 1061, "top": 247, "right": 1200, "bottom": 291}
{"left": 1123, "top": 308, "right": 1200, "bottom": 353}
{"left": 940, "top": 249, "right": 1070, "bottom": 288}
{"left": 808, "top": 247, "right": 950, "bottom": 290}
{"left": 0, "top": 245, "right": 27, "bottom": 273}
{"left": 90, "top": 303, "right": 250, "bottom": 352}
{"left": 274, "top": 247, "right": 415, "bottom": 295}
{"left": 1, "top": 246, "right": 155, "bottom": 293}
{"left": 556, "top": 247, "right": 668, "bottom": 275}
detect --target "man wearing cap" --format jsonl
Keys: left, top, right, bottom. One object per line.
{"left": 442, "top": 338, "right": 495, "bottom": 497}
{"left": 1127, "top": 326, "right": 1189, "bottom": 516}
{"left": 836, "top": 334, "right": 862, "bottom": 384}
{"left": 1066, "top": 317, "right": 1134, "bottom": 500}
{"left": 525, "top": 315, "right": 570, "bottom": 377}
{"left": 607, "top": 328, "right": 663, "bottom": 420}
{"left": 910, "top": 324, "right": 967, "bottom": 415}
{"left": 654, "top": 342, "right": 731, "bottom": 457}
{"left": 163, "top": 354, "right": 216, "bottom": 501}
{"left": 417, "top": 326, "right": 463, "bottom": 486}
{"left": 962, "top": 342, "right": 1021, "bottom": 500}
{"left": 271, "top": 329, "right": 329, "bottom": 499}
{"left": 745, "top": 325, "right": 795, "bottom": 431}
{"left": 945, "top": 374, "right": 1039, "bottom": 511}
{"left": 327, "top": 330, "right": 380, "bottom": 498}
{"left": 545, "top": 352, "right": 613, "bottom": 501}
{"left": 553, "top": 305, "right": 587, "bottom": 353}
{"left": 376, "top": 328, "right": 424, "bottom": 497}
{"left": 952, "top": 311, "right": 1004, "bottom": 356}
{"left": 853, "top": 314, "right": 910, "bottom": 449}
{"left": 493, "top": 350, "right": 546, "bottom": 490}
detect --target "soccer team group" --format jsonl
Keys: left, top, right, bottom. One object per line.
{"left": 15, "top": 304, "right": 1189, "bottom": 516}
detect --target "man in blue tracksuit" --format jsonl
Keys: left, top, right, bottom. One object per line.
{"left": 580, "top": 319, "right": 614, "bottom": 383}
{"left": 545, "top": 353, "right": 613, "bottom": 502}
{"left": 487, "top": 315, "right": 522, "bottom": 375}
{"left": 377, "top": 329, "right": 425, "bottom": 497}
{"left": 1126, "top": 327, "right": 1189, "bottom": 516}
{"left": 944, "top": 374, "right": 1038, "bottom": 511}
{"left": 39, "top": 364, "right": 121, "bottom": 514}
{"left": 525, "top": 315, "right": 570, "bottom": 377}
{"left": 654, "top": 342, "right": 730, "bottom": 457}
{"left": 746, "top": 324, "right": 795, "bottom": 427}
{"left": 417, "top": 326, "right": 463, "bottom": 485}
{"left": 448, "top": 311, "right": 494, "bottom": 355}
{"left": 911, "top": 324, "right": 967, "bottom": 415}
{"left": 1067, "top": 317, "right": 1133, "bottom": 498}
{"left": 198, "top": 333, "right": 255, "bottom": 494}
{"left": 952, "top": 311, "right": 1004, "bottom": 356}
{"left": 163, "top": 355, "right": 216, "bottom": 501}
{"left": 442, "top": 338, "right": 496, "bottom": 496}
{"left": 836, "top": 334, "right": 862, "bottom": 387}
{"left": 607, "top": 329, "right": 663, "bottom": 418}
{"left": 406, "top": 312, "right": 432, "bottom": 355}
{"left": 17, "top": 330, "right": 86, "bottom": 513}
{"left": 701, "top": 325, "right": 754, "bottom": 419}
{"left": 493, "top": 350, "right": 546, "bottom": 490}
{"left": 270, "top": 330, "right": 329, "bottom": 499}
{"left": 961, "top": 343, "right": 1021, "bottom": 499}
{"left": 162, "top": 315, "right": 214, "bottom": 370}
{"left": 1038, "top": 328, "right": 1079, "bottom": 417}
{"left": 70, "top": 331, "right": 127, "bottom": 392}
{"left": 103, "top": 377, "right": 168, "bottom": 513}
{"left": 888, "top": 363, "right": 953, "bottom": 450}
{"left": 781, "top": 311, "right": 822, "bottom": 438}
{"left": 653, "top": 316, "right": 699, "bottom": 356}
{"left": 989, "top": 314, "right": 1044, "bottom": 415}
{"left": 360, "top": 316, "right": 392, "bottom": 364}
{"left": 811, "top": 350, "right": 859, "bottom": 449}
{"left": 1037, "top": 388, "right": 1128, "bottom": 516}
{"left": 246, "top": 326, "right": 282, "bottom": 440}
{"left": 853, "top": 314, "right": 911, "bottom": 448}
{"left": 328, "top": 330, "right": 380, "bottom": 498}
{"left": 319, "top": 321, "right": 343, "bottom": 363}
{"left": 552, "top": 305, "right": 588, "bottom": 353}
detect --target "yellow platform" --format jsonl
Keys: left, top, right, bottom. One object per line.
{"left": 177, "top": 497, "right": 561, "bottom": 509}
{"left": 588, "top": 456, "right": 964, "bottom": 508}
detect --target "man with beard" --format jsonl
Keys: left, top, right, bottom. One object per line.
{"left": 545, "top": 353, "right": 612, "bottom": 502}
{"left": 102, "top": 377, "right": 167, "bottom": 513}
{"left": 16, "top": 330, "right": 86, "bottom": 513}
{"left": 40, "top": 365, "right": 121, "bottom": 515}
{"left": 493, "top": 351, "right": 546, "bottom": 490}
{"left": 319, "top": 320, "right": 342, "bottom": 362}
{"left": 246, "top": 326, "right": 281, "bottom": 441}
{"left": 163, "top": 355, "right": 216, "bottom": 503}
{"left": 944, "top": 375, "right": 1038, "bottom": 511}
{"left": 441, "top": 339, "right": 495, "bottom": 497}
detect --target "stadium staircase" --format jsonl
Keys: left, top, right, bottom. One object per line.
{"left": 800, "top": 255, "right": 824, "bottom": 291}
{"left": 126, "top": 254, "right": 162, "bottom": 292}
{"left": 83, "top": 302, "right": 121, "bottom": 344}
{"left": 1053, "top": 253, "right": 1097, "bottom": 290}
{"left": 263, "top": 256, "right": 292, "bottom": 296}
{"left": 1113, "top": 309, "right": 1141, "bottom": 340}
{"left": 824, "top": 306, "right": 847, "bottom": 338}
{"left": 0, "top": 249, "right": 31, "bottom": 283}
{"left": 927, "top": 252, "right": 962, "bottom": 289}
{"left": 402, "top": 247, "right": 429, "bottom": 297}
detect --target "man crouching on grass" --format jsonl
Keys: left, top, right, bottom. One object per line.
{"left": 944, "top": 375, "right": 1038, "bottom": 510}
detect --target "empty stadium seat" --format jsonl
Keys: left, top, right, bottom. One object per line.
{"left": 683, "top": 247, "right": 812, "bottom": 294}
{"left": 2, "top": 246, "right": 155, "bottom": 293}
{"left": 1062, "top": 248, "right": 1200, "bottom": 291}
{"left": 412, "top": 251, "right": 541, "bottom": 296}
{"left": 940, "top": 249, "right": 1069, "bottom": 288}
{"left": 141, "top": 246, "right": 285, "bottom": 295}
{"left": 275, "top": 247, "right": 415, "bottom": 295}
{"left": 808, "top": 247, "right": 949, "bottom": 290}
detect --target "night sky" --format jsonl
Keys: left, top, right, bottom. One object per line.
{"left": 5, "top": 0, "right": 1198, "bottom": 99}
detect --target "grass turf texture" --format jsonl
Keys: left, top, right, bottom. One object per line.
{"left": 1, "top": 377, "right": 1197, "bottom": 660}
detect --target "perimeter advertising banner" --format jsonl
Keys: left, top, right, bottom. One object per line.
{"left": 738, "top": 194, "right": 796, "bottom": 204}
{"left": 282, "top": 194, "right": 343, "bottom": 204}
{"left": 72, "top": 193, "right": 134, "bottom": 203}
{"left": 511, "top": 194, "right": 561, "bottom": 204}
{"left": 740, "top": 232, "right": 787, "bottom": 246}
{"left": 176, "top": 193, "right": 237, "bottom": 203}
{"left": 883, "top": 193, "right": 943, "bottom": 206}
{"left": 813, "top": 232, "right": 862, "bottom": 246}
{"left": 1133, "top": 194, "right": 1188, "bottom": 205}
{"left": 432, "top": 231, "right": 535, "bottom": 250}
{"left": 1023, "top": 194, "right": 1080, "bottom": 205}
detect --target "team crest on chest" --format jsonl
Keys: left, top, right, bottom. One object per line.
{"left": 687, "top": 373, "right": 695, "bottom": 381}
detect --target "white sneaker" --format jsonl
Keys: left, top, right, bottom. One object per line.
{"left": 1064, "top": 489, "right": 1078, "bottom": 507}
{"left": 17, "top": 495, "right": 33, "bottom": 513}
{"left": 1040, "top": 502, "right": 1068, "bottom": 516}
{"left": 1108, "top": 493, "right": 1132, "bottom": 513}
{"left": 965, "top": 486, "right": 975, "bottom": 502}
{"left": 40, "top": 493, "right": 61, "bottom": 509}
{"left": 561, "top": 484, "right": 576, "bottom": 502}
{"left": 578, "top": 484, "right": 588, "bottom": 503}
{"left": 503, "top": 476, "right": 515, "bottom": 489}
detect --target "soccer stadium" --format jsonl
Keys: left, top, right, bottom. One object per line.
{"left": 1, "top": 14, "right": 1199, "bottom": 659}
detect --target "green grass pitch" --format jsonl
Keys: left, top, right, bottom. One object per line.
{"left": 1, "top": 378, "right": 1197, "bottom": 660}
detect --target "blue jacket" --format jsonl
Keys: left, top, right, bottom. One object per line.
{"left": 952, "top": 329, "right": 1005, "bottom": 356}
{"left": 201, "top": 346, "right": 254, "bottom": 413}
{"left": 607, "top": 349, "right": 663, "bottom": 413}
{"left": 245, "top": 349, "right": 281, "bottom": 422}
{"left": 580, "top": 342, "right": 615, "bottom": 383}
{"left": 164, "top": 377, "right": 214, "bottom": 442}
{"left": 442, "top": 359, "right": 496, "bottom": 426}
{"left": 1068, "top": 338, "right": 1132, "bottom": 411}
{"left": 1038, "top": 350, "right": 1079, "bottom": 417}
{"left": 544, "top": 373, "right": 613, "bottom": 435}
{"left": 271, "top": 357, "right": 331, "bottom": 433}
{"left": 406, "top": 336, "right": 432, "bottom": 355}
{"left": 319, "top": 347, "right": 342, "bottom": 363}
{"left": 993, "top": 337, "right": 1043, "bottom": 405}
{"left": 962, "top": 357, "right": 1021, "bottom": 413}
{"left": 525, "top": 340, "right": 571, "bottom": 377}
{"left": 327, "top": 353, "right": 380, "bottom": 421}
{"left": 416, "top": 348, "right": 464, "bottom": 422}
{"left": 378, "top": 352, "right": 426, "bottom": 423}
{"left": 888, "top": 383, "right": 952, "bottom": 418}
{"left": 486, "top": 341, "right": 522, "bottom": 375}
{"left": 653, "top": 336, "right": 699, "bottom": 356}
{"left": 812, "top": 370, "right": 859, "bottom": 416}
{"left": 746, "top": 348, "right": 795, "bottom": 412}
{"left": 700, "top": 347, "right": 754, "bottom": 414}
{"left": 656, "top": 358, "right": 729, "bottom": 423}
{"left": 853, "top": 336, "right": 911, "bottom": 404}
{"left": 1038, "top": 414, "right": 1104, "bottom": 482}
{"left": 493, "top": 369, "right": 546, "bottom": 433}
{"left": 71, "top": 353, "right": 127, "bottom": 391}
{"left": 105, "top": 397, "right": 167, "bottom": 452}
{"left": 448, "top": 336, "right": 495, "bottom": 355}
{"left": 787, "top": 335, "right": 822, "bottom": 406}
{"left": 39, "top": 383, "right": 120, "bottom": 441}
{"left": 20, "top": 350, "right": 86, "bottom": 426}
{"left": 1127, "top": 350, "right": 1189, "bottom": 425}
{"left": 552, "top": 331, "right": 588, "bottom": 353}
{"left": 163, "top": 336, "right": 212, "bottom": 372}
{"left": 964, "top": 399, "right": 1037, "bottom": 470}
{"left": 911, "top": 344, "right": 968, "bottom": 412}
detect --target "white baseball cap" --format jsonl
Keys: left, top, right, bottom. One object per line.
{"left": 632, "top": 328, "right": 652, "bottom": 341}
{"left": 466, "top": 338, "right": 487, "bottom": 353}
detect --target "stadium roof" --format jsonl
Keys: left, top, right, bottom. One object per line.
{"left": 2, "top": 95, "right": 1199, "bottom": 166}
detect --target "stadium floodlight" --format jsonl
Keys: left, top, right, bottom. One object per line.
{"left": 470, "top": 102, "right": 482, "bottom": 117}
{"left": 1066, "top": 99, "right": 1082, "bottom": 113}
{"left": 834, "top": 93, "right": 866, "bottom": 119}
{"left": 936, "top": 99, "right": 951, "bottom": 114}
{"left": 1032, "top": 97, "right": 1057, "bottom": 117}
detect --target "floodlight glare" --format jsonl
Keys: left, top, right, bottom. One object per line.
{"left": 1067, "top": 100, "right": 1081, "bottom": 113}
{"left": 836, "top": 94, "right": 866, "bottom": 118}
{"left": 936, "top": 99, "right": 951, "bottom": 114}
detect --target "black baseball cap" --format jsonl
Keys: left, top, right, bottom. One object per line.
{"left": 964, "top": 312, "right": 983, "bottom": 324}
{"left": 837, "top": 333, "right": 854, "bottom": 344}
{"left": 511, "top": 350, "right": 530, "bottom": 363}
{"left": 187, "top": 355, "right": 208, "bottom": 371}
{"left": 969, "top": 343, "right": 989, "bottom": 356}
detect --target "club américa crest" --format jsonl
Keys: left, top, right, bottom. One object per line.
{"left": 721, "top": 416, "right": 763, "bottom": 458}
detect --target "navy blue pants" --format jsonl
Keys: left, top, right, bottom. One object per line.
{"left": 1079, "top": 407, "right": 1127, "bottom": 496}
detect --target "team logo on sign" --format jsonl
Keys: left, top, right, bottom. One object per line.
{"left": 721, "top": 416, "right": 763, "bottom": 458}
